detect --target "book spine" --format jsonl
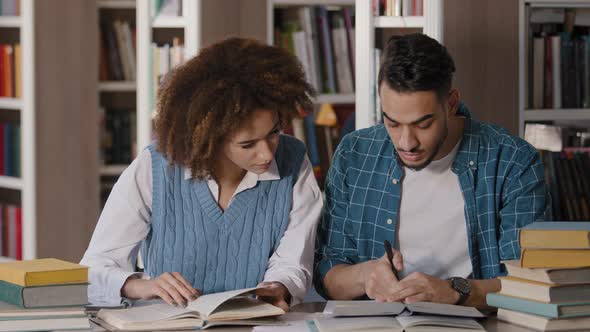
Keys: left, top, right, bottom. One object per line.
{"left": 486, "top": 293, "right": 559, "bottom": 319}
{"left": 0, "top": 280, "right": 24, "bottom": 307}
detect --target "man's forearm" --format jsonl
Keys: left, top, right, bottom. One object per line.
{"left": 322, "top": 261, "right": 375, "bottom": 300}
{"left": 465, "top": 278, "right": 501, "bottom": 308}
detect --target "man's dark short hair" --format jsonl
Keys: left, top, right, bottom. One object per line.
{"left": 378, "top": 33, "right": 456, "bottom": 100}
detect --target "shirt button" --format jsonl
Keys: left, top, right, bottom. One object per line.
{"left": 392, "top": 179, "right": 398, "bottom": 185}
{"left": 387, "top": 219, "right": 393, "bottom": 225}
{"left": 469, "top": 161, "right": 475, "bottom": 166}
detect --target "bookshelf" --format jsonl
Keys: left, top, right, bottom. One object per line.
{"left": 0, "top": 0, "right": 34, "bottom": 260}
{"left": 518, "top": 0, "right": 590, "bottom": 136}
{"left": 267, "top": 0, "right": 356, "bottom": 106}
{"left": 355, "top": 0, "right": 443, "bottom": 129}
{"left": 0, "top": 0, "right": 100, "bottom": 262}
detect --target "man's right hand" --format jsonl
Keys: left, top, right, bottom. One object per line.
{"left": 364, "top": 251, "right": 404, "bottom": 302}
{"left": 121, "top": 272, "right": 201, "bottom": 307}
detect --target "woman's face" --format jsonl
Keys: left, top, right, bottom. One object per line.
{"left": 222, "top": 109, "right": 281, "bottom": 175}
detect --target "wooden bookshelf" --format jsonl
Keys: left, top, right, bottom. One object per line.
{"left": 0, "top": 0, "right": 100, "bottom": 261}
{"left": 355, "top": 0, "right": 443, "bottom": 129}
{"left": 518, "top": 0, "right": 590, "bottom": 136}
{"left": 98, "top": 81, "right": 136, "bottom": 92}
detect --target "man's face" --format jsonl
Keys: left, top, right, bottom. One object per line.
{"left": 380, "top": 84, "right": 449, "bottom": 171}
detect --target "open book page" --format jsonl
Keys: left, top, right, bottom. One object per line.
{"left": 314, "top": 316, "right": 403, "bottom": 332}
{"left": 97, "top": 303, "right": 200, "bottom": 327}
{"left": 324, "top": 300, "right": 406, "bottom": 316}
{"left": 207, "top": 296, "right": 285, "bottom": 321}
{"left": 397, "top": 315, "right": 484, "bottom": 331}
{"left": 405, "top": 302, "right": 484, "bottom": 318}
{"left": 186, "top": 287, "right": 258, "bottom": 317}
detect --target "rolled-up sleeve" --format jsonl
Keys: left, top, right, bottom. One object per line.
{"left": 314, "top": 135, "right": 357, "bottom": 297}
{"left": 80, "top": 149, "right": 153, "bottom": 304}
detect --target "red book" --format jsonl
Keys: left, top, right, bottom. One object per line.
{"left": 15, "top": 206, "right": 22, "bottom": 260}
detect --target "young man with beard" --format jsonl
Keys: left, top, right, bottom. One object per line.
{"left": 314, "top": 34, "right": 549, "bottom": 308}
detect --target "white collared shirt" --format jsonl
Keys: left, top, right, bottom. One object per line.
{"left": 80, "top": 148, "right": 323, "bottom": 305}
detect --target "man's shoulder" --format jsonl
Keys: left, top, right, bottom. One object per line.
{"left": 339, "top": 124, "right": 391, "bottom": 152}
{"left": 474, "top": 121, "right": 538, "bottom": 161}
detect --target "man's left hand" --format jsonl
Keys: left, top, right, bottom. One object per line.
{"left": 255, "top": 282, "right": 291, "bottom": 312}
{"left": 389, "top": 272, "right": 460, "bottom": 304}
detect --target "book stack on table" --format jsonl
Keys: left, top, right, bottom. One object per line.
{"left": 487, "top": 222, "right": 590, "bottom": 331}
{"left": 0, "top": 258, "right": 91, "bottom": 332}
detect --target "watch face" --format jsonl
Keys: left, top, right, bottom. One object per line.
{"left": 452, "top": 277, "right": 470, "bottom": 294}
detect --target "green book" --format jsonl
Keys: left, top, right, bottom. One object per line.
{"left": 0, "top": 280, "right": 88, "bottom": 308}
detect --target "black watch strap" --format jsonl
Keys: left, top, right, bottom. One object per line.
{"left": 449, "top": 277, "right": 470, "bottom": 305}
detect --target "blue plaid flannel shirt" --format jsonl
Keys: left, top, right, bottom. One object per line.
{"left": 314, "top": 104, "right": 550, "bottom": 296}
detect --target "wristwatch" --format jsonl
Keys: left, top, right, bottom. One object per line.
{"left": 448, "top": 277, "right": 471, "bottom": 305}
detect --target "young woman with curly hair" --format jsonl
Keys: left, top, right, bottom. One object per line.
{"left": 81, "top": 37, "right": 323, "bottom": 311}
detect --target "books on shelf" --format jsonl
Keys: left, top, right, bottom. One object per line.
{"left": 0, "top": 0, "right": 19, "bottom": 16}
{"left": 151, "top": 0, "right": 181, "bottom": 18}
{"left": 150, "top": 36, "right": 184, "bottom": 111}
{"left": 372, "top": 0, "right": 423, "bottom": 17}
{"left": 527, "top": 8, "right": 590, "bottom": 110}
{"left": 100, "top": 108, "right": 136, "bottom": 165}
{"left": 537, "top": 148, "right": 590, "bottom": 221}
{"left": 99, "top": 19, "right": 136, "bottom": 82}
{"left": 96, "top": 287, "right": 285, "bottom": 330}
{"left": 0, "top": 122, "right": 21, "bottom": 177}
{"left": 0, "top": 44, "right": 21, "bottom": 99}
{"left": 274, "top": 5, "right": 355, "bottom": 95}
{"left": 0, "top": 204, "right": 21, "bottom": 260}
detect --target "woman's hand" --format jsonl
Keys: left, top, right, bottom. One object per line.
{"left": 121, "top": 272, "right": 201, "bottom": 307}
{"left": 255, "top": 281, "right": 291, "bottom": 312}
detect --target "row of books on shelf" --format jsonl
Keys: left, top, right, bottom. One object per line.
{"left": 487, "top": 222, "right": 590, "bottom": 331}
{"left": 528, "top": 9, "right": 590, "bottom": 109}
{"left": 0, "top": 0, "right": 19, "bottom": 16}
{"left": 99, "top": 19, "right": 136, "bottom": 82}
{"left": 151, "top": 0, "right": 182, "bottom": 18}
{"left": 372, "top": 0, "right": 424, "bottom": 17}
{"left": 0, "top": 43, "right": 21, "bottom": 98}
{"left": 285, "top": 103, "right": 354, "bottom": 186}
{"left": 150, "top": 37, "right": 185, "bottom": 109}
{"left": 0, "top": 121, "right": 20, "bottom": 177}
{"left": 0, "top": 204, "right": 22, "bottom": 260}
{"left": 540, "top": 149, "right": 590, "bottom": 222}
{"left": 0, "top": 258, "right": 91, "bottom": 331}
{"left": 100, "top": 108, "right": 136, "bottom": 166}
{"left": 274, "top": 5, "right": 355, "bottom": 94}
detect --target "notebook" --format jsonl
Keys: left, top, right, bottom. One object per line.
{"left": 96, "top": 287, "right": 285, "bottom": 330}
{"left": 323, "top": 300, "right": 484, "bottom": 318}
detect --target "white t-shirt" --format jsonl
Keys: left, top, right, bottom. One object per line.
{"left": 397, "top": 140, "right": 473, "bottom": 280}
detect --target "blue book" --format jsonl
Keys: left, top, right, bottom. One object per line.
{"left": 315, "top": 6, "right": 337, "bottom": 93}
{"left": 303, "top": 113, "right": 321, "bottom": 177}
{"left": 487, "top": 293, "right": 590, "bottom": 319}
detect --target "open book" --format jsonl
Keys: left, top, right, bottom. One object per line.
{"left": 96, "top": 287, "right": 285, "bottom": 330}
{"left": 324, "top": 300, "right": 484, "bottom": 318}
{"left": 317, "top": 301, "right": 485, "bottom": 332}
{"left": 314, "top": 315, "right": 484, "bottom": 332}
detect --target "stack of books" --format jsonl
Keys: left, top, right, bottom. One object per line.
{"left": 487, "top": 222, "right": 590, "bottom": 331}
{"left": 0, "top": 258, "right": 91, "bottom": 331}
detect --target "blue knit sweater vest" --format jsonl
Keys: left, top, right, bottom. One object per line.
{"left": 142, "top": 135, "right": 306, "bottom": 294}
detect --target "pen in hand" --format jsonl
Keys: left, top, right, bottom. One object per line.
{"left": 383, "top": 240, "right": 400, "bottom": 280}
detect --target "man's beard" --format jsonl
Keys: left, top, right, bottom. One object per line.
{"left": 397, "top": 125, "right": 448, "bottom": 171}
